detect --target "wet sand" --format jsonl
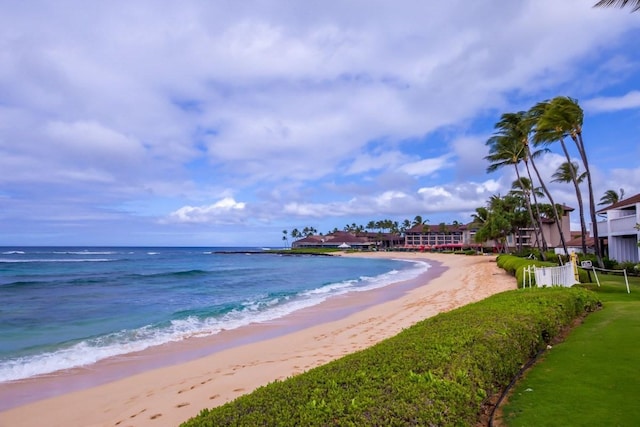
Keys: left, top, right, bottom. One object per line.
{"left": 0, "top": 252, "right": 516, "bottom": 427}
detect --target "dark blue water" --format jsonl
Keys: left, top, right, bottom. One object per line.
{"left": 0, "top": 247, "right": 429, "bottom": 382}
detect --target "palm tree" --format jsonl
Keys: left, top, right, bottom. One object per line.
{"left": 531, "top": 101, "right": 586, "bottom": 257}
{"left": 471, "top": 207, "right": 489, "bottom": 226}
{"left": 401, "top": 219, "right": 411, "bottom": 234}
{"left": 509, "top": 177, "right": 544, "bottom": 200}
{"left": 534, "top": 96, "right": 603, "bottom": 267}
{"left": 412, "top": 215, "right": 424, "bottom": 227}
{"left": 551, "top": 161, "right": 589, "bottom": 254}
{"left": 291, "top": 228, "right": 301, "bottom": 241}
{"left": 593, "top": 0, "right": 640, "bottom": 11}
{"left": 282, "top": 230, "right": 289, "bottom": 248}
{"left": 599, "top": 189, "right": 625, "bottom": 206}
{"left": 475, "top": 194, "right": 521, "bottom": 253}
{"left": 486, "top": 112, "right": 547, "bottom": 256}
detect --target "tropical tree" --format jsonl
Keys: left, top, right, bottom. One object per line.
{"left": 551, "top": 161, "right": 588, "bottom": 254}
{"left": 282, "top": 230, "right": 289, "bottom": 248}
{"left": 509, "top": 177, "right": 544, "bottom": 200}
{"left": 291, "top": 228, "right": 301, "bottom": 241}
{"left": 485, "top": 112, "right": 548, "bottom": 256}
{"left": 534, "top": 96, "right": 603, "bottom": 267}
{"left": 599, "top": 189, "right": 625, "bottom": 206}
{"left": 471, "top": 207, "right": 489, "bottom": 226}
{"left": 401, "top": 219, "right": 412, "bottom": 234}
{"left": 474, "top": 194, "right": 523, "bottom": 253}
{"left": 593, "top": 0, "right": 640, "bottom": 11}
{"left": 412, "top": 215, "right": 425, "bottom": 227}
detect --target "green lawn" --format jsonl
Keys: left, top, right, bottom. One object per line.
{"left": 500, "top": 274, "right": 640, "bottom": 426}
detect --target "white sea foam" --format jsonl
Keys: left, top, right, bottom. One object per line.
{"left": 0, "top": 259, "right": 430, "bottom": 383}
{"left": 2, "top": 251, "right": 25, "bottom": 255}
{"left": 0, "top": 258, "right": 113, "bottom": 263}
{"left": 53, "top": 251, "right": 117, "bottom": 255}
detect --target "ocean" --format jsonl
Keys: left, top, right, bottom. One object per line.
{"left": 0, "top": 247, "right": 430, "bottom": 384}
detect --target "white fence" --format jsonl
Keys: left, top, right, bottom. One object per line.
{"left": 523, "top": 261, "right": 579, "bottom": 288}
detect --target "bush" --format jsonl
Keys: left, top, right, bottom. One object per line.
{"left": 180, "top": 289, "right": 600, "bottom": 427}
{"left": 614, "top": 261, "right": 640, "bottom": 276}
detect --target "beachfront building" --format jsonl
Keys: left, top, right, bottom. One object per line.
{"left": 403, "top": 223, "right": 482, "bottom": 251}
{"left": 291, "top": 230, "right": 404, "bottom": 250}
{"left": 594, "top": 193, "right": 640, "bottom": 262}
{"left": 516, "top": 205, "right": 574, "bottom": 252}
{"left": 403, "top": 206, "right": 574, "bottom": 253}
{"left": 291, "top": 231, "right": 376, "bottom": 250}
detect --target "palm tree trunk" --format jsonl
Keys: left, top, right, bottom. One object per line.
{"left": 557, "top": 139, "right": 588, "bottom": 254}
{"left": 528, "top": 149, "right": 569, "bottom": 255}
{"left": 514, "top": 165, "right": 543, "bottom": 255}
{"left": 523, "top": 158, "right": 549, "bottom": 254}
{"left": 572, "top": 132, "right": 604, "bottom": 268}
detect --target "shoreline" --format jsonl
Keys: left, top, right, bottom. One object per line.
{"left": 0, "top": 252, "right": 517, "bottom": 427}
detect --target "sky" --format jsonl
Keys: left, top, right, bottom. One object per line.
{"left": 1, "top": 0, "right": 640, "bottom": 247}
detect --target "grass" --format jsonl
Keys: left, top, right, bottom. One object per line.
{"left": 500, "top": 273, "right": 640, "bottom": 426}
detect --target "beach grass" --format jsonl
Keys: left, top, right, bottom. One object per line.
{"left": 500, "top": 273, "right": 640, "bottom": 426}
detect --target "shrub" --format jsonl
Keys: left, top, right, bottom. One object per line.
{"left": 614, "top": 261, "right": 640, "bottom": 276}
{"left": 180, "top": 288, "right": 600, "bottom": 427}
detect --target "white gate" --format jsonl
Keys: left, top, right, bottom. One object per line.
{"left": 533, "top": 262, "right": 578, "bottom": 287}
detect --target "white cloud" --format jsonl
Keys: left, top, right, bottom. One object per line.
{"left": 400, "top": 155, "right": 453, "bottom": 177}
{"left": 167, "top": 197, "right": 247, "bottom": 224}
{"left": 584, "top": 91, "right": 640, "bottom": 113}
{"left": 1, "top": 1, "right": 639, "bottom": 244}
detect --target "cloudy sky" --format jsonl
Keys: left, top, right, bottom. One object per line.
{"left": 1, "top": 0, "right": 639, "bottom": 247}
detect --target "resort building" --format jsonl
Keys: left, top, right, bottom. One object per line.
{"left": 515, "top": 205, "right": 574, "bottom": 252}
{"left": 404, "top": 206, "right": 573, "bottom": 253}
{"left": 291, "top": 231, "right": 404, "bottom": 250}
{"left": 292, "top": 204, "right": 576, "bottom": 253}
{"left": 291, "top": 231, "right": 376, "bottom": 250}
{"left": 595, "top": 193, "right": 640, "bottom": 263}
{"left": 403, "top": 223, "right": 479, "bottom": 250}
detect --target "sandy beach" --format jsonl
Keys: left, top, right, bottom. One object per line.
{"left": 0, "top": 252, "right": 516, "bottom": 427}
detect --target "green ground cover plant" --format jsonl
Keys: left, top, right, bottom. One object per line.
{"left": 181, "top": 288, "right": 599, "bottom": 427}
{"left": 500, "top": 273, "right": 640, "bottom": 426}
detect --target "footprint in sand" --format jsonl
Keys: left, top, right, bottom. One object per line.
{"left": 209, "top": 394, "right": 220, "bottom": 400}
{"left": 233, "top": 387, "right": 245, "bottom": 392}
{"left": 150, "top": 413, "right": 162, "bottom": 420}
{"left": 176, "top": 402, "right": 190, "bottom": 408}
{"left": 129, "top": 408, "right": 146, "bottom": 418}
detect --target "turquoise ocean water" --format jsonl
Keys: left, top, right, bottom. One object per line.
{"left": 0, "top": 247, "right": 429, "bottom": 384}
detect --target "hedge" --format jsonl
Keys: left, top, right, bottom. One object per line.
{"left": 181, "top": 288, "right": 600, "bottom": 426}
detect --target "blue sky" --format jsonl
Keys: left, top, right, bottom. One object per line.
{"left": 1, "top": 0, "right": 639, "bottom": 247}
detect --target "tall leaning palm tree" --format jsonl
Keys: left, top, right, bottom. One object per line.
{"left": 485, "top": 115, "right": 547, "bottom": 256}
{"left": 551, "top": 161, "right": 589, "bottom": 254}
{"left": 593, "top": 0, "right": 640, "bottom": 11}
{"left": 493, "top": 111, "right": 571, "bottom": 255}
{"left": 535, "top": 96, "right": 603, "bottom": 268}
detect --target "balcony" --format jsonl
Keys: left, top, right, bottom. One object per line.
{"left": 596, "top": 214, "right": 639, "bottom": 236}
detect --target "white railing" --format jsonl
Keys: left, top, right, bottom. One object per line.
{"left": 596, "top": 215, "right": 638, "bottom": 236}
{"left": 609, "top": 215, "right": 638, "bottom": 233}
